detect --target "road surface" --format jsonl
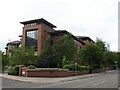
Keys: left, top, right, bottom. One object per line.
{"left": 38, "top": 70, "right": 118, "bottom": 88}
{"left": 2, "top": 70, "right": 119, "bottom": 89}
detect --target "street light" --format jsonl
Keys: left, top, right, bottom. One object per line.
{"left": 115, "top": 61, "right": 117, "bottom": 71}
{"left": 74, "top": 62, "right": 77, "bottom": 75}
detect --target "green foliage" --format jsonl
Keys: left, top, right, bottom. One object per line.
{"left": 117, "top": 52, "right": 120, "bottom": 68}
{"left": 7, "top": 65, "right": 20, "bottom": 75}
{"left": 79, "top": 38, "right": 118, "bottom": 70}
{"left": 37, "top": 34, "right": 77, "bottom": 68}
{"left": 63, "top": 64, "right": 89, "bottom": 71}
{"left": 79, "top": 66, "right": 90, "bottom": 70}
{"left": 2, "top": 53, "right": 10, "bottom": 70}
{"left": 62, "top": 56, "right": 72, "bottom": 66}
{"left": 27, "top": 65, "right": 36, "bottom": 69}
{"left": 63, "top": 64, "right": 75, "bottom": 70}
{"left": 14, "top": 65, "right": 19, "bottom": 75}
{"left": 104, "top": 51, "right": 118, "bottom": 67}
{"left": 36, "top": 35, "right": 56, "bottom": 68}
{"left": 11, "top": 47, "right": 37, "bottom": 66}
{"left": 7, "top": 66, "right": 15, "bottom": 75}
{"left": 80, "top": 43, "right": 104, "bottom": 70}
{"left": 52, "top": 34, "right": 77, "bottom": 67}
{"left": 7, "top": 66, "right": 19, "bottom": 75}
{"left": 3, "top": 66, "right": 9, "bottom": 71}
{"left": 95, "top": 38, "right": 106, "bottom": 51}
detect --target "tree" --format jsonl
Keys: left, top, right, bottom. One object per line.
{"left": 36, "top": 35, "right": 55, "bottom": 68}
{"left": 2, "top": 54, "right": 10, "bottom": 67}
{"left": 117, "top": 52, "right": 120, "bottom": 68}
{"left": 37, "top": 34, "right": 77, "bottom": 68}
{"left": 104, "top": 51, "right": 118, "bottom": 68}
{"left": 1, "top": 51, "right": 10, "bottom": 71}
{"left": 95, "top": 38, "right": 106, "bottom": 51}
{"left": 52, "top": 34, "right": 77, "bottom": 67}
{"left": 79, "top": 43, "right": 104, "bottom": 71}
{"left": 11, "top": 47, "right": 37, "bottom": 66}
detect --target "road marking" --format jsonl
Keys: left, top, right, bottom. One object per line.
{"left": 93, "top": 82, "right": 100, "bottom": 86}
{"left": 101, "top": 81, "right": 106, "bottom": 83}
{"left": 110, "top": 77, "right": 117, "bottom": 80}
{"left": 92, "top": 81, "right": 106, "bottom": 86}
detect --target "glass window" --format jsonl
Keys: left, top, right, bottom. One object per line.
{"left": 25, "top": 29, "right": 38, "bottom": 50}
{"left": 25, "top": 23, "right": 37, "bottom": 27}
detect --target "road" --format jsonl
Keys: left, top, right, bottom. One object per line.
{"left": 38, "top": 70, "right": 118, "bottom": 88}
{"left": 2, "top": 70, "right": 119, "bottom": 89}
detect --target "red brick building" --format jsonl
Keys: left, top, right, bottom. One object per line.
{"left": 5, "top": 40, "right": 21, "bottom": 55}
{"left": 5, "top": 18, "right": 94, "bottom": 55}
{"left": 19, "top": 18, "right": 94, "bottom": 53}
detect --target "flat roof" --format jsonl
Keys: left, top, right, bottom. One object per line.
{"left": 20, "top": 18, "right": 56, "bottom": 28}
{"left": 50, "top": 30, "right": 85, "bottom": 45}
{"left": 76, "top": 36, "right": 94, "bottom": 42}
{"left": 7, "top": 40, "right": 21, "bottom": 46}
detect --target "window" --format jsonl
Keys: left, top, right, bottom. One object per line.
{"left": 51, "top": 40, "right": 53, "bottom": 45}
{"left": 26, "top": 29, "right": 38, "bottom": 50}
{"left": 25, "top": 23, "right": 37, "bottom": 26}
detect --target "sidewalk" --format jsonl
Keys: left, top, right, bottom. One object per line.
{"left": 2, "top": 74, "right": 99, "bottom": 84}
{"left": 2, "top": 70, "right": 115, "bottom": 84}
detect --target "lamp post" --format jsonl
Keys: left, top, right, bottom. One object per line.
{"left": 115, "top": 61, "right": 117, "bottom": 71}
{"left": 74, "top": 62, "right": 77, "bottom": 75}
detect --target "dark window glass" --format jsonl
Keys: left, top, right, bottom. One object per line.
{"left": 25, "top": 30, "right": 38, "bottom": 50}
{"left": 51, "top": 40, "right": 53, "bottom": 45}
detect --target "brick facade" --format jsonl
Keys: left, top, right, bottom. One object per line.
{"left": 21, "top": 19, "right": 55, "bottom": 53}
{"left": 20, "top": 18, "right": 93, "bottom": 53}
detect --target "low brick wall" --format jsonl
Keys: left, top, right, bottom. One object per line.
{"left": 21, "top": 68, "right": 89, "bottom": 77}
{"left": 20, "top": 67, "right": 114, "bottom": 77}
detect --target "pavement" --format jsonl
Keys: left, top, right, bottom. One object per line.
{"left": 1, "top": 70, "right": 116, "bottom": 84}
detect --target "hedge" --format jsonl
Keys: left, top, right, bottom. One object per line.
{"left": 63, "top": 64, "right": 89, "bottom": 71}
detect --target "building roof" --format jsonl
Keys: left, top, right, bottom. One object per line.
{"left": 50, "top": 30, "right": 85, "bottom": 45}
{"left": 7, "top": 40, "right": 21, "bottom": 46}
{"left": 20, "top": 18, "right": 56, "bottom": 28}
{"left": 19, "top": 35, "right": 22, "bottom": 37}
{"left": 76, "top": 36, "right": 94, "bottom": 42}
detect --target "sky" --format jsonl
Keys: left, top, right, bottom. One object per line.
{"left": 0, "top": 0, "right": 119, "bottom": 52}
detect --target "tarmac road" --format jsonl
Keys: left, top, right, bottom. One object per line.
{"left": 1, "top": 70, "right": 119, "bottom": 90}
{"left": 38, "top": 70, "right": 118, "bottom": 88}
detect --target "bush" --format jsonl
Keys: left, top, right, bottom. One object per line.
{"left": 7, "top": 66, "right": 16, "bottom": 75}
{"left": 14, "top": 65, "right": 19, "bottom": 75}
{"left": 63, "top": 64, "right": 89, "bottom": 71}
{"left": 3, "top": 66, "right": 9, "bottom": 72}
{"left": 27, "top": 65, "right": 36, "bottom": 69}
{"left": 79, "top": 66, "right": 89, "bottom": 70}
{"left": 7, "top": 65, "right": 20, "bottom": 75}
{"left": 63, "top": 64, "right": 80, "bottom": 70}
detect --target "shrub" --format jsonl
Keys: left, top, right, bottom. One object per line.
{"left": 7, "top": 66, "right": 16, "bottom": 75}
{"left": 63, "top": 64, "right": 80, "bottom": 70}
{"left": 3, "top": 66, "right": 9, "bottom": 72}
{"left": 63, "top": 64, "right": 89, "bottom": 71}
{"left": 27, "top": 65, "right": 36, "bottom": 69}
{"left": 79, "top": 66, "right": 89, "bottom": 70}
{"left": 14, "top": 65, "right": 19, "bottom": 75}
{"left": 63, "top": 64, "right": 74, "bottom": 70}
{"left": 7, "top": 65, "right": 20, "bottom": 75}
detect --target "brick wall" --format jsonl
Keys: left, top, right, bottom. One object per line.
{"left": 21, "top": 23, "right": 55, "bottom": 53}
{"left": 21, "top": 68, "right": 89, "bottom": 77}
